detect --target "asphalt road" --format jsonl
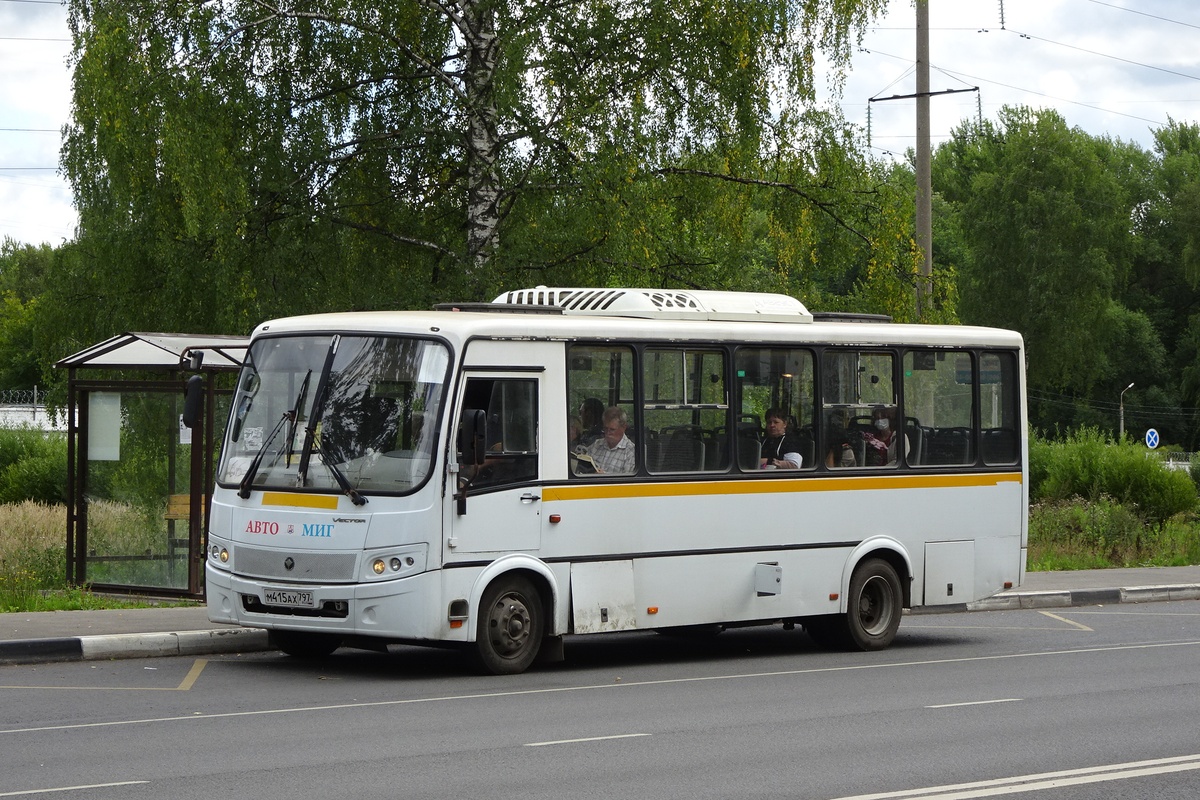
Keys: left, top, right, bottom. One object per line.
{"left": 3, "top": 599, "right": 1200, "bottom": 800}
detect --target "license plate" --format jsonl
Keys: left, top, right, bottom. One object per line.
{"left": 263, "top": 588, "right": 316, "bottom": 608}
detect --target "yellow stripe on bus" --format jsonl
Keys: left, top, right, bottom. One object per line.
{"left": 260, "top": 492, "right": 340, "bottom": 510}
{"left": 541, "top": 472, "right": 1022, "bottom": 502}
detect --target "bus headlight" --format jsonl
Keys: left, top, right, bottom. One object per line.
{"left": 363, "top": 546, "right": 426, "bottom": 581}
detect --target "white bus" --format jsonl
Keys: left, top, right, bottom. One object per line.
{"left": 205, "top": 287, "right": 1027, "bottom": 674}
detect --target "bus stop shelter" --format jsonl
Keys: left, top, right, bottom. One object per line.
{"left": 55, "top": 333, "right": 248, "bottom": 597}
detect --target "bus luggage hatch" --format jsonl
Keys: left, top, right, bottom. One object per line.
{"left": 571, "top": 561, "right": 637, "bottom": 633}
{"left": 923, "top": 540, "right": 975, "bottom": 605}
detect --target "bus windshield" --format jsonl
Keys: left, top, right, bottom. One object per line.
{"left": 217, "top": 334, "right": 450, "bottom": 495}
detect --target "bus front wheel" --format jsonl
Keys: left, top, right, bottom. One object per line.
{"left": 473, "top": 576, "right": 544, "bottom": 675}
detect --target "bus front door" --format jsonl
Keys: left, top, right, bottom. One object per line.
{"left": 447, "top": 351, "right": 551, "bottom": 555}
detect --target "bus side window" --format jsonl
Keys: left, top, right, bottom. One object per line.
{"left": 735, "top": 347, "right": 815, "bottom": 472}
{"left": 904, "top": 349, "right": 976, "bottom": 466}
{"left": 568, "top": 345, "right": 635, "bottom": 477}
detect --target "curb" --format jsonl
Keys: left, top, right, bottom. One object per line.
{"left": 967, "top": 584, "right": 1200, "bottom": 611}
{"left": 0, "top": 627, "right": 271, "bottom": 666}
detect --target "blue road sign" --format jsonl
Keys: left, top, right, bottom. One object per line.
{"left": 1145, "top": 428, "right": 1160, "bottom": 449}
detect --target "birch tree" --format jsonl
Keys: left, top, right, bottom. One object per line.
{"left": 63, "top": 0, "right": 888, "bottom": 308}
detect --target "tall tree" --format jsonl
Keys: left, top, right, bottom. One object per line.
{"left": 62, "top": 0, "right": 889, "bottom": 325}
{"left": 932, "top": 107, "right": 1140, "bottom": 393}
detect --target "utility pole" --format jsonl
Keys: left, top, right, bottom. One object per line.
{"left": 915, "top": 0, "right": 932, "bottom": 317}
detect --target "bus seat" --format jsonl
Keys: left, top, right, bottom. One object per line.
{"left": 737, "top": 436, "right": 761, "bottom": 470}
{"left": 903, "top": 418, "right": 924, "bottom": 465}
{"left": 795, "top": 428, "right": 816, "bottom": 468}
{"left": 926, "top": 427, "right": 972, "bottom": 465}
{"left": 981, "top": 428, "right": 1018, "bottom": 464}
{"left": 660, "top": 433, "right": 705, "bottom": 472}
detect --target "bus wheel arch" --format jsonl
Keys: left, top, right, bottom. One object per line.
{"left": 841, "top": 540, "right": 912, "bottom": 611}
{"left": 468, "top": 560, "right": 558, "bottom": 675}
{"left": 472, "top": 572, "right": 547, "bottom": 674}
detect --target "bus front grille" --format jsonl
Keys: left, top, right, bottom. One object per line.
{"left": 236, "top": 545, "right": 358, "bottom": 582}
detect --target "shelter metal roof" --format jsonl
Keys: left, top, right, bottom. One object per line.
{"left": 54, "top": 332, "right": 249, "bottom": 372}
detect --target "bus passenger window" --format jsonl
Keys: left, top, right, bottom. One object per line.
{"left": 981, "top": 351, "right": 1019, "bottom": 465}
{"left": 735, "top": 347, "right": 815, "bottom": 472}
{"left": 644, "top": 347, "right": 728, "bottom": 473}
{"left": 568, "top": 345, "right": 636, "bottom": 477}
{"left": 904, "top": 350, "right": 975, "bottom": 466}
{"left": 822, "top": 350, "right": 895, "bottom": 469}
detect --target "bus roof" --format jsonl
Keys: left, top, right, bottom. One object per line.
{"left": 253, "top": 292, "right": 1023, "bottom": 351}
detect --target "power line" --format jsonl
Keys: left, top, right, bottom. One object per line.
{"left": 1080, "top": 0, "right": 1200, "bottom": 32}
{"left": 1006, "top": 28, "right": 1200, "bottom": 84}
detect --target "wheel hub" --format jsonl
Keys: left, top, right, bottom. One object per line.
{"left": 488, "top": 595, "right": 532, "bottom": 657}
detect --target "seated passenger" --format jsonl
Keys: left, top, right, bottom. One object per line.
{"left": 825, "top": 425, "right": 857, "bottom": 468}
{"left": 577, "top": 398, "right": 605, "bottom": 445}
{"left": 862, "top": 406, "right": 902, "bottom": 466}
{"left": 575, "top": 406, "right": 635, "bottom": 474}
{"left": 760, "top": 408, "right": 804, "bottom": 469}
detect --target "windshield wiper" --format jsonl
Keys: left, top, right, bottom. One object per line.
{"left": 307, "top": 436, "right": 368, "bottom": 506}
{"left": 237, "top": 369, "right": 312, "bottom": 499}
{"left": 285, "top": 369, "right": 311, "bottom": 468}
{"left": 294, "top": 335, "right": 367, "bottom": 506}
{"left": 237, "top": 412, "right": 288, "bottom": 500}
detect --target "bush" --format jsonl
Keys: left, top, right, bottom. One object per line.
{"left": 0, "top": 452, "right": 68, "bottom": 504}
{"left": 1028, "top": 497, "right": 1145, "bottom": 570}
{"left": 0, "top": 427, "right": 67, "bottom": 504}
{"left": 1030, "top": 427, "right": 1196, "bottom": 525}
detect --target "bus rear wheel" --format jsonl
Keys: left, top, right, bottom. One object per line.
{"left": 270, "top": 630, "right": 343, "bottom": 659}
{"left": 846, "top": 558, "right": 902, "bottom": 650}
{"left": 804, "top": 558, "right": 902, "bottom": 651}
{"left": 473, "top": 576, "right": 544, "bottom": 675}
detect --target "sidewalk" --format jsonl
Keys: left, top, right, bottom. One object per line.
{"left": 2, "top": 566, "right": 1199, "bottom": 665}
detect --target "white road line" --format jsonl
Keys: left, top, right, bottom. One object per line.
{"left": 525, "top": 733, "right": 651, "bottom": 747}
{"left": 828, "top": 753, "right": 1200, "bottom": 800}
{"left": 0, "top": 781, "right": 148, "bottom": 797}
{"left": 925, "top": 699, "right": 1021, "bottom": 709}
{"left": 3, "top": 639, "right": 1199, "bottom": 736}
{"left": 1037, "top": 611, "right": 1093, "bottom": 631}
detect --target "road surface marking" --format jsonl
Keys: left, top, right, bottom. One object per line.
{"left": 0, "top": 781, "right": 148, "bottom": 797}
{"left": 827, "top": 752, "right": 1200, "bottom": 799}
{"left": 926, "top": 699, "right": 1021, "bottom": 709}
{"left": 1037, "top": 611, "right": 1093, "bottom": 631}
{"left": 0, "top": 659, "right": 209, "bottom": 693}
{"left": 526, "top": 733, "right": 651, "bottom": 747}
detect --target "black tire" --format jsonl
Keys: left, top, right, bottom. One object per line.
{"left": 845, "top": 558, "right": 903, "bottom": 651}
{"left": 804, "top": 558, "right": 903, "bottom": 651}
{"left": 270, "top": 630, "right": 343, "bottom": 659}
{"left": 473, "top": 576, "right": 544, "bottom": 675}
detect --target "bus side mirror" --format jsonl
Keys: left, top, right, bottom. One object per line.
{"left": 182, "top": 374, "right": 205, "bottom": 429}
{"left": 459, "top": 409, "right": 487, "bottom": 466}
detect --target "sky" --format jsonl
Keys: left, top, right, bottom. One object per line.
{"left": 1, "top": 0, "right": 1198, "bottom": 248}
